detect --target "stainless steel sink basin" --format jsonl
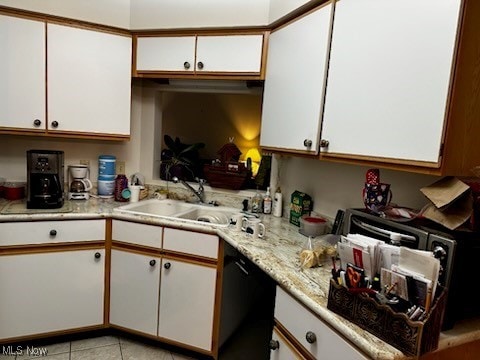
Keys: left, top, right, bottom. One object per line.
{"left": 113, "top": 199, "right": 241, "bottom": 227}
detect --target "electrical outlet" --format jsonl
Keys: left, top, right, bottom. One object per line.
{"left": 117, "top": 161, "right": 126, "bottom": 175}
{"left": 79, "top": 159, "right": 90, "bottom": 166}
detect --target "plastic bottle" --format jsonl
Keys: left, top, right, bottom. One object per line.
{"left": 273, "top": 187, "right": 283, "bottom": 217}
{"left": 252, "top": 188, "right": 263, "bottom": 213}
{"left": 263, "top": 187, "right": 272, "bottom": 214}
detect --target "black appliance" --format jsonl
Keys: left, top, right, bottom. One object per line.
{"left": 341, "top": 208, "right": 480, "bottom": 330}
{"left": 27, "top": 150, "right": 65, "bottom": 209}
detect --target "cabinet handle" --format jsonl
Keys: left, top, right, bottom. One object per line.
{"left": 320, "top": 139, "right": 330, "bottom": 148}
{"left": 305, "top": 331, "right": 317, "bottom": 344}
{"left": 51, "top": 121, "right": 59, "bottom": 128}
{"left": 94, "top": 252, "right": 101, "bottom": 259}
{"left": 33, "top": 119, "right": 42, "bottom": 127}
{"left": 303, "top": 139, "right": 312, "bottom": 148}
{"left": 268, "top": 339, "right": 280, "bottom": 350}
{"left": 164, "top": 262, "right": 171, "bottom": 269}
{"left": 149, "top": 259, "right": 156, "bottom": 267}
{"left": 49, "top": 229, "right": 57, "bottom": 236}
{"left": 184, "top": 61, "right": 191, "bottom": 70}
{"left": 197, "top": 61, "right": 204, "bottom": 70}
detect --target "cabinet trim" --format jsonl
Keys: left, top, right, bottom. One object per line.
{"left": 0, "top": 242, "right": 104, "bottom": 256}
{"left": 0, "top": 6, "right": 130, "bottom": 36}
{"left": 272, "top": 324, "right": 311, "bottom": 359}
{"left": 0, "top": 325, "right": 105, "bottom": 346}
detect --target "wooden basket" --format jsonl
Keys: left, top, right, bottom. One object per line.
{"left": 203, "top": 164, "right": 251, "bottom": 190}
{"left": 327, "top": 280, "right": 446, "bottom": 356}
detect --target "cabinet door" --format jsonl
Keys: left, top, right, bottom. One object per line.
{"left": 275, "top": 286, "right": 366, "bottom": 359}
{"left": 136, "top": 36, "right": 196, "bottom": 72}
{"left": 158, "top": 258, "right": 217, "bottom": 351}
{"left": 196, "top": 34, "right": 263, "bottom": 73}
{"left": 321, "top": 0, "right": 461, "bottom": 164}
{"left": 260, "top": 3, "right": 333, "bottom": 153}
{"left": 0, "top": 15, "right": 45, "bottom": 131}
{"left": 110, "top": 249, "right": 160, "bottom": 336}
{"left": 47, "top": 24, "right": 132, "bottom": 136}
{"left": 0, "top": 249, "right": 104, "bottom": 340}
{"left": 270, "top": 326, "right": 307, "bottom": 360}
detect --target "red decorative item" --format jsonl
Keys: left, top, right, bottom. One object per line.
{"left": 366, "top": 169, "right": 380, "bottom": 185}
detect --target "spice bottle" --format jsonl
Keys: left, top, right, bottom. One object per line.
{"left": 252, "top": 188, "right": 263, "bottom": 213}
{"left": 263, "top": 187, "right": 272, "bottom": 214}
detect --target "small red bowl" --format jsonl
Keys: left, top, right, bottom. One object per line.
{"left": 4, "top": 183, "right": 25, "bottom": 201}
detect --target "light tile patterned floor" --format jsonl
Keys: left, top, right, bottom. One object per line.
{"left": 2, "top": 335, "right": 198, "bottom": 360}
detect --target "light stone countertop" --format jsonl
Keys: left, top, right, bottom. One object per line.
{"left": 1, "top": 197, "right": 479, "bottom": 360}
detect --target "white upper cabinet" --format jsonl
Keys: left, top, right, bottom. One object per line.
{"left": 47, "top": 24, "right": 132, "bottom": 136}
{"left": 321, "top": 0, "right": 461, "bottom": 165}
{"left": 260, "top": 2, "right": 333, "bottom": 153}
{"left": 0, "top": 15, "right": 45, "bottom": 131}
{"left": 136, "top": 36, "right": 196, "bottom": 72}
{"left": 135, "top": 33, "right": 265, "bottom": 78}
{"left": 196, "top": 35, "right": 263, "bottom": 73}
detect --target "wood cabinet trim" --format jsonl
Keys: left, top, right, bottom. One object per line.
{"left": 0, "top": 6, "right": 130, "bottom": 36}
{"left": 0, "top": 325, "right": 105, "bottom": 346}
{"left": 0, "top": 242, "right": 105, "bottom": 256}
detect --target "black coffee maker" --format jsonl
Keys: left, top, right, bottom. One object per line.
{"left": 27, "top": 150, "right": 65, "bottom": 209}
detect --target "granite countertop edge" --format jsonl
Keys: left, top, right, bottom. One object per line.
{"left": 1, "top": 198, "right": 478, "bottom": 360}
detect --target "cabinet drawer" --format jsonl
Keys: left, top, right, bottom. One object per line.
{"left": 275, "top": 286, "right": 366, "bottom": 360}
{"left": 112, "top": 220, "right": 162, "bottom": 249}
{"left": 0, "top": 220, "right": 105, "bottom": 246}
{"left": 163, "top": 228, "right": 218, "bottom": 259}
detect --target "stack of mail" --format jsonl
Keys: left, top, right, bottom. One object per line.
{"left": 337, "top": 234, "right": 384, "bottom": 279}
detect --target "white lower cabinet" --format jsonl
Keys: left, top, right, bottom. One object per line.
{"left": 109, "top": 249, "right": 161, "bottom": 336}
{"left": 273, "top": 286, "right": 367, "bottom": 360}
{"left": 158, "top": 257, "right": 217, "bottom": 351}
{"left": 0, "top": 249, "right": 105, "bottom": 340}
{"left": 270, "top": 326, "right": 307, "bottom": 360}
{"left": 110, "top": 221, "right": 219, "bottom": 354}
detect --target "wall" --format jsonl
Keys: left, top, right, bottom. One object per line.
{"left": 130, "top": 0, "right": 270, "bottom": 29}
{"left": 268, "top": 0, "right": 313, "bottom": 22}
{"left": 0, "top": 0, "right": 130, "bottom": 28}
{"left": 273, "top": 155, "right": 441, "bottom": 220}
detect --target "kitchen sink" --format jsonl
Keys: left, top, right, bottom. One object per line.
{"left": 114, "top": 199, "right": 192, "bottom": 217}
{"left": 113, "top": 199, "right": 241, "bottom": 227}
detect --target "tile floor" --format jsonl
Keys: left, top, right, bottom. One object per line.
{"left": 0, "top": 335, "right": 198, "bottom": 360}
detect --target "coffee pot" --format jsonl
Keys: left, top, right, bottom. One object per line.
{"left": 70, "top": 178, "right": 92, "bottom": 193}
{"left": 68, "top": 164, "right": 92, "bottom": 200}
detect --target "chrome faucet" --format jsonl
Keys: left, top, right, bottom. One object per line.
{"left": 172, "top": 176, "right": 206, "bottom": 203}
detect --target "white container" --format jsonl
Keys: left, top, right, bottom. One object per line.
{"left": 273, "top": 188, "right": 283, "bottom": 217}
{"left": 129, "top": 185, "right": 144, "bottom": 203}
{"left": 299, "top": 214, "right": 327, "bottom": 237}
{"left": 98, "top": 179, "right": 115, "bottom": 198}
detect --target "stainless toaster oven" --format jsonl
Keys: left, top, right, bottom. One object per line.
{"left": 341, "top": 208, "right": 480, "bottom": 330}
